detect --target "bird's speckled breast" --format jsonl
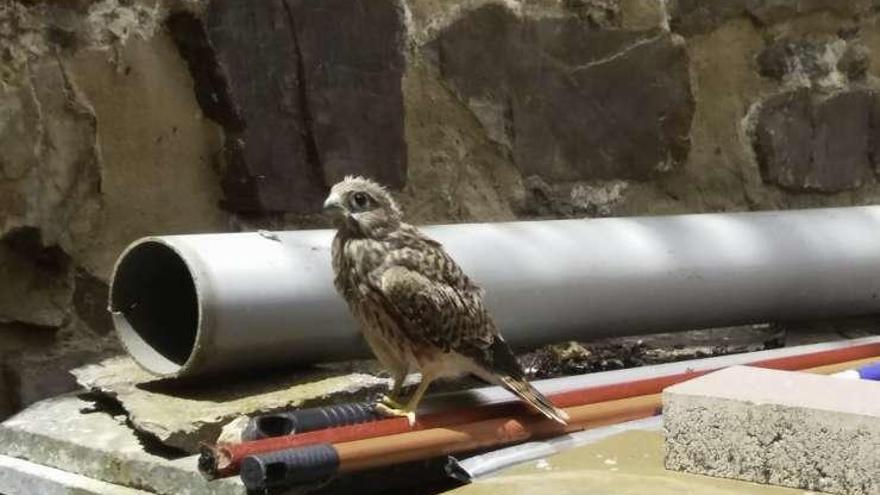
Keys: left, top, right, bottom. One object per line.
{"left": 332, "top": 233, "right": 420, "bottom": 361}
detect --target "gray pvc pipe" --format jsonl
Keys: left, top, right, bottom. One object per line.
{"left": 109, "top": 206, "right": 880, "bottom": 377}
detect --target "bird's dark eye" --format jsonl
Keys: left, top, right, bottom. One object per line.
{"left": 351, "top": 192, "right": 370, "bottom": 209}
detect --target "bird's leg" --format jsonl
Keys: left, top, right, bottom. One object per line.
{"left": 375, "top": 373, "right": 435, "bottom": 426}
{"left": 402, "top": 375, "right": 433, "bottom": 412}
{"left": 379, "top": 370, "right": 408, "bottom": 409}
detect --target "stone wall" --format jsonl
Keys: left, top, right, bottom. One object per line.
{"left": 2, "top": 0, "right": 880, "bottom": 420}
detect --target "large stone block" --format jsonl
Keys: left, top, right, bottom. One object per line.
{"left": 289, "top": 0, "right": 407, "bottom": 187}
{"left": 168, "top": 0, "right": 407, "bottom": 214}
{"left": 752, "top": 88, "right": 878, "bottom": 192}
{"left": 202, "top": 0, "right": 323, "bottom": 214}
{"left": 664, "top": 366, "right": 880, "bottom": 494}
{"left": 430, "top": 4, "right": 694, "bottom": 182}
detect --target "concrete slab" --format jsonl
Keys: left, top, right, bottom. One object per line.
{"left": 664, "top": 366, "right": 880, "bottom": 495}
{"left": 72, "top": 356, "right": 392, "bottom": 452}
{"left": 0, "top": 454, "right": 150, "bottom": 495}
{"left": 0, "top": 394, "right": 242, "bottom": 495}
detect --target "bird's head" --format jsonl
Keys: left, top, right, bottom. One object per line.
{"left": 323, "top": 176, "right": 403, "bottom": 237}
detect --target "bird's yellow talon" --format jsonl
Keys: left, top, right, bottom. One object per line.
{"left": 374, "top": 402, "right": 417, "bottom": 426}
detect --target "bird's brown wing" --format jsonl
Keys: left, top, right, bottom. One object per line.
{"left": 372, "top": 264, "right": 492, "bottom": 354}
{"left": 370, "top": 257, "right": 569, "bottom": 425}
{"left": 365, "top": 229, "right": 520, "bottom": 376}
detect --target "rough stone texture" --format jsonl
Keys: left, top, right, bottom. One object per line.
{"left": 6, "top": 350, "right": 104, "bottom": 412}
{"left": 0, "top": 454, "right": 151, "bottom": 495}
{"left": 0, "top": 1, "right": 161, "bottom": 87}
{"left": 291, "top": 0, "right": 408, "bottom": 187}
{"left": 669, "top": 0, "right": 875, "bottom": 36}
{"left": 72, "top": 356, "right": 395, "bottom": 453}
{"left": 756, "top": 37, "right": 850, "bottom": 86}
{"left": 752, "top": 89, "right": 879, "bottom": 192}
{"left": 0, "top": 323, "right": 57, "bottom": 418}
{"left": 839, "top": 42, "right": 871, "bottom": 80}
{"left": 0, "top": 58, "right": 101, "bottom": 255}
{"left": 0, "top": 395, "right": 242, "bottom": 495}
{"left": 0, "top": 325, "right": 120, "bottom": 420}
{"left": 196, "top": 0, "right": 324, "bottom": 214}
{"left": 520, "top": 177, "right": 630, "bottom": 217}
{"left": 747, "top": 31, "right": 880, "bottom": 193}
{"left": 393, "top": 57, "right": 523, "bottom": 223}
{"left": 664, "top": 366, "right": 880, "bottom": 495}
{"left": 64, "top": 32, "right": 229, "bottom": 279}
{"left": 430, "top": 4, "right": 694, "bottom": 182}
{"left": 168, "top": 0, "right": 407, "bottom": 214}
{"left": 0, "top": 228, "right": 73, "bottom": 328}
{"left": 72, "top": 268, "right": 113, "bottom": 336}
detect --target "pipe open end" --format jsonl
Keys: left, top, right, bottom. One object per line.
{"left": 109, "top": 240, "right": 199, "bottom": 377}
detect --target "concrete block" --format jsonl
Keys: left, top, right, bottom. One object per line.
{"left": 0, "top": 454, "right": 149, "bottom": 495}
{"left": 0, "top": 395, "right": 242, "bottom": 495}
{"left": 664, "top": 366, "right": 880, "bottom": 495}
{"left": 72, "top": 356, "right": 392, "bottom": 452}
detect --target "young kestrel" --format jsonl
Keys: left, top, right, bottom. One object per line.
{"left": 324, "top": 176, "right": 569, "bottom": 426}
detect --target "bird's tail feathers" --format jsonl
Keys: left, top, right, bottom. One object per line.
{"left": 499, "top": 376, "right": 569, "bottom": 425}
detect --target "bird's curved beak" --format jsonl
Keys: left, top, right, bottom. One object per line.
{"left": 323, "top": 193, "right": 344, "bottom": 214}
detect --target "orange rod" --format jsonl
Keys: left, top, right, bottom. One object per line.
{"left": 337, "top": 394, "right": 661, "bottom": 473}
